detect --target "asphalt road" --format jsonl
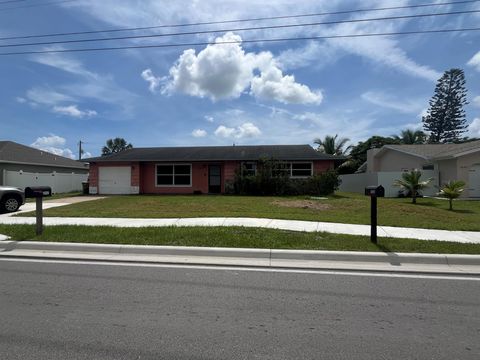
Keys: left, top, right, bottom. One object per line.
{"left": 0, "top": 259, "right": 479, "bottom": 360}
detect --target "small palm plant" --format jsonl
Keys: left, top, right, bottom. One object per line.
{"left": 393, "top": 170, "right": 433, "bottom": 204}
{"left": 438, "top": 180, "right": 465, "bottom": 211}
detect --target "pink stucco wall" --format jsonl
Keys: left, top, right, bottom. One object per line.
{"left": 89, "top": 163, "right": 98, "bottom": 187}
{"left": 313, "top": 160, "right": 334, "bottom": 173}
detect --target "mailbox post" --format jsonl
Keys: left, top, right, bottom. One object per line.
{"left": 25, "top": 186, "right": 52, "bottom": 235}
{"left": 364, "top": 185, "right": 385, "bottom": 244}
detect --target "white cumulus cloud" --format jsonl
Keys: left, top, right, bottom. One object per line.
{"left": 214, "top": 125, "right": 236, "bottom": 138}
{"left": 163, "top": 32, "right": 321, "bottom": 104}
{"left": 467, "top": 51, "right": 480, "bottom": 72}
{"left": 141, "top": 68, "right": 162, "bottom": 92}
{"left": 31, "top": 134, "right": 76, "bottom": 159}
{"left": 473, "top": 96, "right": 480, "bottom": 108}
{"left": 469, "top": 118, "right": 480, "bottom": 137}
{"left": 53, "top": 105, "right": 97, "bottom": 118}
{"left": 250, "top": 65, "right": 322, "bottom": 104}
{"left": 214, "top": 122, "right": 261, "bottom": 139}
{"left": 192, "top": 129, "right": 207, "bottom": 138}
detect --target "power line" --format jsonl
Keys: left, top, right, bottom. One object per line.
{"left": 0, "top": 0, "right": 76, "bottom": 11}
{"left": 1, "top": 9, "right": 479, "bottom": 49}
{"left": 0, "top": 0, "right": 478, "bottom": 40}
{"left": 1, "top": 27, "right": 478, "bottom": 56}
{"left": 0, "top": 0, "right": 27, "bottom": 5}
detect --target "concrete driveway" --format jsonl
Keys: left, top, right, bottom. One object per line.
{"left": 0, "top": 196, "right": 106, "bottom": 218}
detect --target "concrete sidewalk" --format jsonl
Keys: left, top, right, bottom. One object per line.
{"left": 1, "top": 241, "right": 479, "bottom": 275}
{"left": 0, "top": 215, "right": 479, "bottom": 243}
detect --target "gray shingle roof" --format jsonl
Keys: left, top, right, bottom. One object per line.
{"left": 0, "top": 141, "right": 89, "bottom": 170}
{"left": 384, "top": 140, "right": 480, "bottom": 160}
{"left": 86, "top": 145, "right": 341, "bottom": 162}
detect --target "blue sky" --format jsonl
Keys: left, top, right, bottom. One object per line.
{"left": 1, "top": 0, "right": 480, "bottom": 159}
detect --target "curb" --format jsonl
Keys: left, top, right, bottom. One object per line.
{"left": 1, "top": 241, "right": 479, "bottom": 267}
{"left": 1, "top": 217, "right": 479, "bottom": 243}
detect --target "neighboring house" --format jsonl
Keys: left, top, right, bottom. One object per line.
{"left": 340, "top": 140, "right": 480, "bottom": 197}
{"left": 86, "top": 145, "right": 339, "bottom": 195}
{"left": 0, "top": 141, "right": 89, "bottom": 193}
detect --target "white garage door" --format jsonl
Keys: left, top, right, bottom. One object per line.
{"left": 469, "top": 164, "right": 480, "bottom": 197}
{"left": 99, "top": 167, "right": 132, "bottom": 194}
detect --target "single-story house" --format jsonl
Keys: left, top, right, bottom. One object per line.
{"left": 86, "top": 144, "right": 339, "bottom": 195}
{"left": 0, "top": 141, "right": 89, "bottom": 193}
{"left": 340, "top": 140, "right": 480, "bottom": 197}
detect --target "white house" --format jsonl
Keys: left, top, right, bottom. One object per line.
{"left": 340, "top": 140, "right": 480, "bottom": 198}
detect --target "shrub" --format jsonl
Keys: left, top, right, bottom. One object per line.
{"left": 306, "top": 170, "right": 342, "bottom": 196}
{"left": 231, "top": 159, "right": 341, "bottom": 196}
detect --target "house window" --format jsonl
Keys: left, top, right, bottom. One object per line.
{"left": 156, "top": 164, "right": 192, "bottom": 186}
{"left": 242, "top": 162, "right": 257, "bottom": 176}
{"left": 291, "top": 162, "right": 313, "bottom": 177}
{"left": 422, "top": 164, "right": 434, "bottom": 170}
{"left": 270, "top": 162, "right": 290, "bottom": 177}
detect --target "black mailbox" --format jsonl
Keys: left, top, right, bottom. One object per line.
{"left": 365, "top": 185, "right": 385, "bottom": 197}
{"left": 25, "top": 186, "right": 52, "bottom": 198}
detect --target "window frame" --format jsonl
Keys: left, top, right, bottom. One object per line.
{"left": 155, "top": 163, "right": 192, "bottom": 187}
{"left": 290, "top": 162, "right": 313, "bottom": 178}
{"left": 241, "top": 161, "right": 257, "bottom": 176}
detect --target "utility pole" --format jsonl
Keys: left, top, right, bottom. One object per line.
{"left": 78, "top": 140, "right": 83, "bottom": 160}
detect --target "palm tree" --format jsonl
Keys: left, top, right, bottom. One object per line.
{"left": 102, "top": 137, "right": 133, "bottom": 156}
{"left": 393, "top": 169, "right": 433, "bottom": 204}
{"left": 438, "top": 180, "right": 465, "bottom": 210}
{"left": 313, "top": 134, "right": 351, "bottom": 155}
{"left": 392, "top": 129, "right": 427, "bottom": 144}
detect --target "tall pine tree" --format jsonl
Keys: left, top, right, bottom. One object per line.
{"left": 422, "top": 68, "right": 468, "bottom": 143}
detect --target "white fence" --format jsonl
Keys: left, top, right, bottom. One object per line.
{"left": 3, "top": 170, "right": 88, "bottom": 194}
{"left": 340, "top": 171, "right": 438, "bottom": 197}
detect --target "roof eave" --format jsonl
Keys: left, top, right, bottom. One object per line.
{"left": 381, "top": 145, "right": 430, "bottom": 160}
{"left": 88, "top": 157, "right": 337, "bottom": 162}
{"left": 0, "top": 159, "right": 89, "bottom": 170}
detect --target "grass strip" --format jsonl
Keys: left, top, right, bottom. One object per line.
{"left": 1, "top": 225, "right": 479, "bottom": 254}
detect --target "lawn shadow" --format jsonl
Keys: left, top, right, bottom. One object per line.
{"left": 414, "top": 202, "right": 475, "bottom": 213}
{"left": 374, "top": 242, "right": 401, "bottom": 266}
{"left": 450, "top": 209, "right": 475, "bottom": 214}
{"left": 411, "top": 201, "right": 442, "bottom": 208}
{"left": 329, "top": 193, "right": 351, "bottom": 199}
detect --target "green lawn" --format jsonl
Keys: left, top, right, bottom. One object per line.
{"left": 18, "top": 192, "right": 480, "bottom": 231}
{"left": 1, "top": 225, "right": 479, "bottom": 254}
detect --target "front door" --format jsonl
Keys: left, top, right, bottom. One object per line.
{"left": 208, "top": 165, "right": 221, "bottom": 194}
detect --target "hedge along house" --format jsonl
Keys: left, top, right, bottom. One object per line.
{"left": 86, "top": 145, "right": 339, "bottom": 195}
